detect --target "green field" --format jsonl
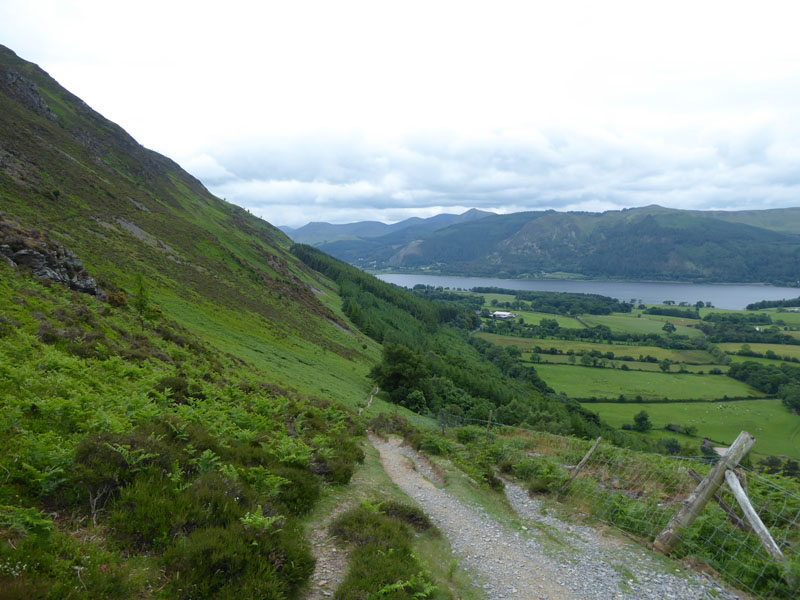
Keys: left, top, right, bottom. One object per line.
{"left": 512, "top": 310, "right": 585, "bottom": 328}
{"left": 478, "top": 292, "right": 516, "bottom": 306}
{"left": 526, "top": 354, "right": 720, "bottom": 373}
{"left": 581, "top": 313, "right": 702, "bottom": 337}
{"left": 584, "top": 400, "right": 800, "bottom": 458}
{"left": 717, "top": 342, "right": 800, "bottom": 360}
{"left": 534, "top": 363, "right": 761, "bottom": 400}
{"left": 727, "top": 354, "right": 799, "bottom": 367}
{"left": 476, "top": 332, "right": 714, "bottom": 363}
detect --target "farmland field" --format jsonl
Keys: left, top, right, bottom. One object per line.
{"left": 511, "top": 310, "right": 586, "bottom": 328}
{"left": 717, "top": 343, "right": 800, "bottom": 360}
{"left": 584, "top": 400, "right": 800, "bottom": 458}
{"left": 581, "top": 314, "right": 702, "bottom": 337}
{"left": 525, "top": 354, "right": 721, "bottom": 373}
{"left": 534, "top": 363, "right": 761, "bottom": 400}
{"left": 726, "top": 354, "right": 799, "bottom": 367}
{"left": 476, "top": 333, "right": 715, "bottom": 363}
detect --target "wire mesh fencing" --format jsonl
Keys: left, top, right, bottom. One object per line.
{"left": 439, "top": 412, "right": 800, "bottom": 599}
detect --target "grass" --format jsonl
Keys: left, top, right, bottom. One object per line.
{"left": 534, "top": 364, "right": 761, "bottom": 400}
{"left": 526, "top": 354, "right": 721, "bottom": 373}
{"left": 304, "top": 440, "right": 483, "bottom": 600}
{"left": 582, "top": 313, "right": 702, "bottom": 337}
{"left": 512, "top": 310, "right": 586, "bottom": 328}
{"left": 717, "top": 343, "right": 800, "bottom": 360}
{"left": 584, "top": 400, "right": 800, "bottom": 457}
{"left": 476, "top": 333, "right": 715, "bottom": 363}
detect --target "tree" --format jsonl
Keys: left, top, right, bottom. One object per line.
{"left": 662, "top": 321, "right": 676, "bottom": 334}
{"left": 132, "top": 273, "right": 158, "bottom": 330}
{"left": 370, "top": 343, "right": 430, "bottom": 406}
{"left": 633, "top": 410, "right": 652, "bottom": 432}
{"left": 664, "top": 300, "right": 675, "bottom": 306}
{"left": 659, "top": 358, "right": 672, "bottom": 373}
{"left": 663, "top": 438, "right": 681, "bottom": 455}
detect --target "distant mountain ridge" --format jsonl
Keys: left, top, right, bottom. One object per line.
{"left": 316, "top": 205, "right": 800, "bottom": 284}
{"left": 282, "top": 208, "right": 493, "bottom": 245}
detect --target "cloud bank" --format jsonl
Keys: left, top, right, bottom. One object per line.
{"left": 195, "top": 118, "right": 800, "bottom": 227}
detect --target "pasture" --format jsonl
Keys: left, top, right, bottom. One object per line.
{"left": 717, "top": 342, "right": 800, "bottom": 360}
{"left": 581, "top": 313, "right": 702, "bottom": 337}
{"left": 476, "top": 333, "right": 715, "bottom": 364}
{"left": 584, "top": 399, "right": 800, "bottom": 458}
{"left": 525, "top": 354, "right": 720, "bottom": 373}
{"left": 533, "top": 363, "right": 761, "bottom": 400}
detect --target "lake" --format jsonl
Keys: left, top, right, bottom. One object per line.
{"left": 376, "top": 274, "right": 800, "bottom": 310}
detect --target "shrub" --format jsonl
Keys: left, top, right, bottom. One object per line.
{"left": 272, "top": 466, "right": 320, "bottom": 516}
{"left": 524, "top": 459, "right": 569, "bottom": 495}
{"left": 329, "top": 504, "right": 438, "bottom": 600}
{"left": 483, "top": 468, "right": 505, "bottom": 492}
{"left": 378, "top": 501, "right": 435, "bottom": 532}
{"left": 162, "top": 523, "right": 313, "bottom": 600}
{"left": 108, "top": 476, "right": 183, "bottom": 551}
{"left": 455, "top": 425, "right": 486, "bottom": 444}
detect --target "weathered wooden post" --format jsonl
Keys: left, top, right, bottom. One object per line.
{"left": 440, "top": 409, "right": 446, "bottom": 436}
{"left": 558, "top": 436, "right": 602, "bottom": 496}
{"left": 724, "top": 470, "right": 785, "bottom": 562}
{"left": 653, "top": 431, "right": 755, "bottom": 555}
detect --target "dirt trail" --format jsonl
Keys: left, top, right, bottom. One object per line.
{"left": 370, "top": 433, "right": 742, "bottom": 600}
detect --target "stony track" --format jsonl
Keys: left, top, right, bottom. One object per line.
{"left": 370, "top": 433, "right": 742, "bottom": 600}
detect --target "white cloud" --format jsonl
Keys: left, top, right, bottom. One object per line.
{"left": 2, "top": 0, "right": 800, "bottom": 226}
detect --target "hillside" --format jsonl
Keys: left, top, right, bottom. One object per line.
{"left": 284, "top": 208, "right": 492, "bottom": 246}
{"left": 0, "top": 44, "right": 616, "bottom": 599}
{"left": 317, "top": 205, "right": 800, "bottom": 284}
{"left": 0, "top": 44, "right": 378, "bottom": 403}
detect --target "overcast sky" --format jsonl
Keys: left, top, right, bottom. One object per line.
{"left": 2, "top": 1, "right": 800, "bottom": 227}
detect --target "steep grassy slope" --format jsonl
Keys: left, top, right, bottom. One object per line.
{"left": 318, "top": 205, "right": 800, "bottom": 283}
{"left": 0, "top": 44, "right": 377, "bottom": 405}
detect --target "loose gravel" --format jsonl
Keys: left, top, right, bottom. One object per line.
{"left": 370, "top": 433, "right": 743, "bottom": 600}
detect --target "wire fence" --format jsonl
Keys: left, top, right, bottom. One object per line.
{"left": 438, "top": 412, "right": 800, "bottom": 599}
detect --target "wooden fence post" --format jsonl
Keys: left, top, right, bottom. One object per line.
{"left": 687, "top": 469, "right": 750, "bottom": 533}
{"left": 559, "top": 436, "right": 602, "bottom": 496}
{"left": 440, "top": 410, "right": 446, "bottom": 436}
{"left": 653, "top": 431, "right": 756, "bottom": 555}
{"left": 724, "top": 470, "right": 785, "bottom": 562}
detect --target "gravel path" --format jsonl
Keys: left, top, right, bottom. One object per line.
{"left": 370, "top": 434, "right": 743, "bottom": 600}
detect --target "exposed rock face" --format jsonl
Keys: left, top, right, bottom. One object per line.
{"left": 0, "top": 213, "right": 104, "bottom": 298}
{"left": 1, "top": 69, "right": 57, "bottom": 121}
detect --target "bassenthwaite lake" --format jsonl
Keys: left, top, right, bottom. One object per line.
{"left": 376, "top": 274, "right": 800, "bottom": 311}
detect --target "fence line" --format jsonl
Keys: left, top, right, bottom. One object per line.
{"left": 436, "top": 411, "right": 800, "bottom": 599}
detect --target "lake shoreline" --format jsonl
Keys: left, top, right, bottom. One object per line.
{"left": 375, "top": 273, "right": 800, "bottom": 311}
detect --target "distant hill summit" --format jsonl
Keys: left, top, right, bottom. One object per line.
{"left": 317, "top": 205, "right": 800, "bottom": 284}
{"left": 284, "top": 208, "right": 493, "bottom": 245}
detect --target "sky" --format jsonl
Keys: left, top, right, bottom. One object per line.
{"left": 2, "top": 0, "right": 800, "bottom": 227}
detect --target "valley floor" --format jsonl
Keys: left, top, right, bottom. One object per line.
{"left": 370, "top": 434, "right": 744, "bottom": 600}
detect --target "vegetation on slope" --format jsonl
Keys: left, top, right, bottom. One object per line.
{"left": 0, "top": 261, "right": 366, "bottom": 598}
{"left": 317, "top": 205, "right": 800, "bottom": 284}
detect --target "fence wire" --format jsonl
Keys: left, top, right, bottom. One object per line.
{"left": 439, "top": 412, "right": 800, "bottom": 599}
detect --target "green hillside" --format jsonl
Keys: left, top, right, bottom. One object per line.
{"left": 0, "top": 44, "right": 624, "bottom": 599}
{"left": 318, "top": 205, "right": 800, "bottom": 283}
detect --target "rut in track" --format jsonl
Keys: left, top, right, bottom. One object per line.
{"left": 370, "top": 433, "right": 742, "bottom": 600}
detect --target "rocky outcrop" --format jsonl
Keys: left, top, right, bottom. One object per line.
{"left": 1, "top": 69, "right": 57, "bottom": 122}
{"left": 0, "top": 213, "right": 104, "bottom": 298}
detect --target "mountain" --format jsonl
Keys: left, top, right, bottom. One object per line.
{"left": 284, "top": 208, "right": 493, "bottom": 245}
{"left": 319, "top": 205, "right": 800, "bottom": 284}
{"left": 0, "top": 44, "right": 377, "bottom": 401}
